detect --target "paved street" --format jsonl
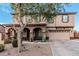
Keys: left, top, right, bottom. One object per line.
{"left": 50, "top": 39, "right": 79, "bottom": 56}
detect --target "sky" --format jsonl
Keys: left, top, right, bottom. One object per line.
{"left": 65, "top": 4, "right": 79, "bottom": 31}
{"left": 0, "top": 3, "right": 79, "bottom": 31}
{"left": 0, "top": 3, "right": 12, "bottom": 24}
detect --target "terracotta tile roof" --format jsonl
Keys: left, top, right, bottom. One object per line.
{"left": 2, "top": 24, "right": 20, "bottom": 27}
{"left": 11, "top": 12, "right": 77, "bottom": 15}
{"left": 58, "top": 12, "right": 77, "bottom": 15}
{"left": 2, "top": 23, "right": 47, "bottom": 27}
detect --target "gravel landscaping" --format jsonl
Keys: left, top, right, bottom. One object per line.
{"left": 0, "top": 42, "right": 52, "bottom": 56}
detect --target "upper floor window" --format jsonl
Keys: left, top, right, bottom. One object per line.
{"left": 62, "top": 15, "right": 69, "bottom": 23}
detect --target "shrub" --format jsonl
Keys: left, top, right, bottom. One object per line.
{"left": 36, "top": 36, "right": 42, "bottom": 40}
{"left": 4, "top": 39, "right": 11, "bottom": 44}
{"left": 42, "top": 38, "right": 46, "bottom": 42}
{"left": 46, "top": 36, "right": 49, "bottom": 41}
{"left": 12, "top": 38, "right": 18, "bottom": 48}
{"left": 42, "top": 37, "right": 49, "bottom": 42}
{"left": 0, "top": 44, "right": 5, "bottom": 52}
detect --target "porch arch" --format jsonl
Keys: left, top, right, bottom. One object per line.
{"left": 22, "top": 28, "right": 30, "bottom": 41}
{"left": 7, "top": 28, "right": 17, "bottom": 39}
{"left": 33, "top": 28, "right": 43, "bottom": 41}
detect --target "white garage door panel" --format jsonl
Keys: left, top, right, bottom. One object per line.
{"left": 49, "top": 32, "right": 70, "bottom": 41}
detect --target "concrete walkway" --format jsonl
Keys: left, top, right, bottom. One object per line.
{"left": 50, "top": 40, "right": 79, "bottom": 56}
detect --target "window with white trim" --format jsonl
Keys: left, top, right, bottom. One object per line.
{"left": 62, "top": 15, "right": 69, "bottom": 23}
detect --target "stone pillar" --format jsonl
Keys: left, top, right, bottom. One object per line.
{"left": 42, "top": 30, "right": 46, "bottom": 42}
{"left": 30, "top": 30, "right": 33, "bottom": 42}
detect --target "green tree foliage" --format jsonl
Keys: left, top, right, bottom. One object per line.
{"left": 10, "top": 3, "right": 67, "bottom": 51}
{"left": 11, "top": 3, "right": 67, "bottom": 23}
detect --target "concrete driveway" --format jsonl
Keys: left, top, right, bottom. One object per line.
{"left": 50, "top": 39, "right": 79, "bottom": 56}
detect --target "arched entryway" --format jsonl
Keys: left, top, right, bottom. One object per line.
{"left": 33, "top": 28, "right": 43, "bottom": 41}
{"left": 22, "top": 28, "right": 30, "bottom": 41}
{"left": 7, "top": 28, "right": 17, "bottom": 39}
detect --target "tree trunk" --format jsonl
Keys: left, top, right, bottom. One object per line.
{"left": 18, "top": 24, "right": 27, "bottom": 52}
{"left": 18, "top": 27, "right": 22, "bottom": 52}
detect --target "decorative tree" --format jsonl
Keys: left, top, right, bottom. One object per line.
{"left": 11, "top": 3, "right": 66, "bottom": 52}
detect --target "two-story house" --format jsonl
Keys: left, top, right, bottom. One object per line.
{"left": 0, "top": 12, "right": 76, "bottom": 42}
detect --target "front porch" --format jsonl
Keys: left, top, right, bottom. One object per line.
{"left": 22, "top": 28, "right": 45, "bottom": 42}
{"left": 6, "top": 23, "right": 48, "bottom": 42}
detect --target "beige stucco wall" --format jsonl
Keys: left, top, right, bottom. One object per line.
{"left": 12, "top": 12, "right": 75, "bottom": 27}
{"left": 70, "top": 28, "right": 74, "bottom": 38}
{"left": 0, "top": 33, "right": 4, "bottom": 44}
{"left": 47, "top": 14, "right": 74, "bottom": 27}
{"left": 12, "top": 14, "right": 19, "bottom": 24}
{"left": 55, "top": 15, "right": 74, "bottom": 27}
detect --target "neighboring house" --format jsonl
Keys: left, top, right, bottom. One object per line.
{"left": 0, "top": 12, "right": 76, "bottom": 42}
{"left": 74, "top": 32, "right": 79, "bottom": 39}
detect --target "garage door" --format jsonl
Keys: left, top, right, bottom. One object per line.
{"left": 49, "top": 31, "right": 70, "bottom": 41}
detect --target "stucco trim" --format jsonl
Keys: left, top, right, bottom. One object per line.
{"left": 46, "top": 26, "right": 74, "bottom": 28}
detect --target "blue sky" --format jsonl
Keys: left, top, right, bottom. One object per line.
{"left": 0, "top": 3, "right": 12, "bottom": 24}
{"left": 0, "top": 3, "right": 79, "bottom": 31}
{"left": 65, "top": 4, "right": 79, "bottom": 31}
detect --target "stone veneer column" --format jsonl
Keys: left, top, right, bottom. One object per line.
{"left": 42, "top": 30, "right": 46, "bottom": 42}
{"left": 30, "top": 29, "right": 33, "bottom": 42}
